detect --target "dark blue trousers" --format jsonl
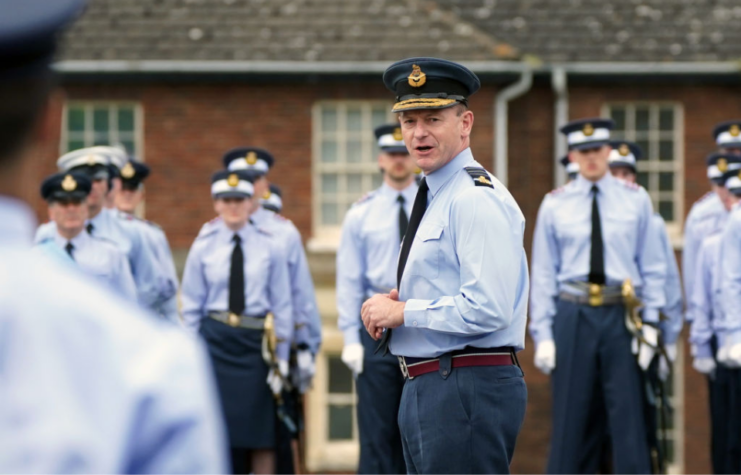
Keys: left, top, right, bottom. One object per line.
{"left": 715, "top": 364, "right": 741, "bottom": 474}
{"left": 356, "top": 329, "right": 406, "bottom": 474}
{"left": 397, "top": 361, "right": 527, "bottom": 474}
{"left": 547, "top": 300, "right": 651, "bottom": 474}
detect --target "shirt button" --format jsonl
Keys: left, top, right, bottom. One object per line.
{"left": 442, "top": 370, "right": 448, "bottom": 376}
{"left": 413, "top": 321, "right": 418, "bottom": 326}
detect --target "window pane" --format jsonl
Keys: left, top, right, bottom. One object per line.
{"left": 610, "top": 107, "right": 626, "bottom": 131}
{"left": 328, "top": 405, "right": 354, "bottom": 440}
{"left": 328, "top": 356, "right": 353, "bottom": 393}
{"left": 659, "top": 140, "right": 674, "bottom": 161}
{"left": 637, "top": 172, "right": 649, "bottom": 189}
{"left": 321, "top": 203, "right": 338, "bottom": 225}
{"left": 68, "top": 107, "right": 85, "bottom": 132}
{"left": 93, "top": 108, "right": 109, "bottom": 132}
{"left": 636, "top": 108, "right": 650, "bottom": 131}
{"left": 120, "top": 139, "right": 135, "bottom": 154}
{"left": 659, "top": 172, "right": 674, "bottom": 191}
{"left": 93, "top": 133, "right": 110, "bottom": 146}
{"left": 372, "top": 173, "right": 383, "bottom": 189}
{"left": 67, "top": 139, "right": 85, "bottom": 151}
{"left": 321, "top": 174, "right": 338, "bottom": 194}
{"left": 347, "top": 139, "right": 362, "bottom": 163}
{"left": 347, "top": 173, "right": 363, "bottom": 192}
{"left": 321, "top": 140, "right": 337, "bottom": 163}
{"left": 322, "top": 108, "right": 337, "bottom": 132}
{"left": 659, "top": 201, "right": 674, "bottom": 221}
{"left": 637, "top": 140, "right": 650, "bottom": 159}
{"left": 372, "top": 107, "right": 388, "bottom": 128}
{"left": 118, "top": 108, "right": 135, "bottom": 132}
{"left": 611, "top": 131, "right": 626, "bottom": 141}
{"left": 659, "top": 108, "right": 674, "bottom": 131}
{"left": 347, "top": 107, "right": 362, "bottom": 132}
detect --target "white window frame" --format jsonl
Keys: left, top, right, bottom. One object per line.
{"left": 60, "top": 101, "right": 145, "bottom": 158}
{"left": 601, "top": 102, "right": 685, "bottom": 246}
{"left": 309, "top": 100, "right": 395, "bottom": 251}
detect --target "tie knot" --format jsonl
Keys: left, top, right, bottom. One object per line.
{"left": 86, "top": 223, "right": 94, "bottom": 234}
{"left": 591, "top": 184, "right": 599, "bottom": 194}
{"left": 232, "top": 234, "right": 241, "bottom": 244}
{"left": 419, "top": 177, "right": 428, "bottom": 191}
{"left": 65, "top": 242, "right": 74, "bottom": 251}
{"left": 397, "top": 194, "right": 405, "bottom": 204}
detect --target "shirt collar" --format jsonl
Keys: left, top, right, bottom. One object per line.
{"left": 53, "top": 227, "right": 88, "bottom": 249}
{"left": 88, "top": 208, "right": 107, "bottom": 227}
{"left": 0, "top": 196, "right": 36, "bottom": 247}
{"left": 574, "top": 171, "right": 614, "bottom": 194}
{"left": 426, "top": 147, "right": 475, "bottom": 197}
{"left": 380, "top": 180, "right": 418, "bottom": 203}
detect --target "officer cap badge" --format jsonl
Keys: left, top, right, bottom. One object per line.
{"left": 718, "top": 158, "right": 728, "bottom": 172}
{"left": 246, "top": 151, "right": 258, "bottom": 165}
{"left": 582, "top": 123, "right": 594, "bottom": 136}
{"left": 408, "top": 64, "right": 427, "bottom": 88}
{"left": 393, "top": 127, "right": 403, "bottom": 141}
{"left": 263, "top": 190, "right": 271, "bottom": 200}
{"left": 121, "top": 162, "right": 135, "bottom": 179}
{"left": 227, "top": 173, "right": 240, "bottom": 187}
{"left": 619, "top": 144, "right": 630, "bottom": 156}
{"left": 86, "top": 154, "right": 97, "bottom": 166}
{"left": 61, "top": 174, "right": 77, "bottom": 192}
{"left": 731, "top": 124, "right": 740, "bottom": 137}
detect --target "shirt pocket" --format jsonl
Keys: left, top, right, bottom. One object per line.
{"left": 407, "top": 222, "right": 444, "bottom": 278}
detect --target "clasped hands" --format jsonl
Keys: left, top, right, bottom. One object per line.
{"left": 361, "top": 289, "right": 406, "bottom": 340}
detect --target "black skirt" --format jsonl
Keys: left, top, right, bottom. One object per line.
{"left": 200, "top": 317, "right": 276, "bottom": 449}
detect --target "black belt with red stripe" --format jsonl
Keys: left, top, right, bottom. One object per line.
{"left": 398, "top": 346, "right": 516, "bottom": 380}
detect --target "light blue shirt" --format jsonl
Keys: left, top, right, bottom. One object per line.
{"left": 652, "top": 213, "right": 683, "bottom": 345}
{"left": 721, "top": 202, "right": 741, "bottom": 347}
{"left": 180, "top": 218, "right": 294, "bottom": 360}
{"left": 36, "top": 208, "right": 161, "bottom": 310}
{"left": 683, "top": 191, "right": 727, "bottom": 321}
{"left": 529, "top": 173, "right": 667, "bottom": 345}
{"left": 389, "top": 148, "right": 529, "bottom": 358}
{"left": 252, "top": 207, "right": 322, "bottom": 354}
{"left": 36, "top": 229, "right": 137, "bottom": 301}
{"left": 337, "top": 181, "right": 417, "bottom": 346}
{"left": 118, "top": 211, "right": 180, "bottom": 323}
{"left": 690, "top": 232, "right": 725, "bottom": 358}
{"left": 0, "top": 196, "right": 228, "bottom": 473}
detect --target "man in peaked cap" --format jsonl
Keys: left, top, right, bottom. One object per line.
{"left": 530, "top": 118, "right": 667, "bottom": 473}
{"left": 336, "top": 122, "right": 416, "bottom": 474}
{"left": 359, "top": 58, "right": 528, "bottom": 474}
{"left": 0, "top": 1, "right": 227, "bottom": 472}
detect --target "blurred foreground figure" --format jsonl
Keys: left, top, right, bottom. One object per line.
{"left": 0, "top": 0, "right": 228, "bottom": 472}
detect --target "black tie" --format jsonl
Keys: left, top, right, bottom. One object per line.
{"left": 229, "top": 234, "right": 245, "bottom": 316}
{"left": 589, "top": 185, "right": 606, "bottom": 285}
{"left": 397, "top": 194, "right": 408, "bottom": 243}
{"left": 65, "top": 242, "right": 75, "bottom": 260}
{"left": 86, "top": 223, "right": 94, "bottom": 235}
{"left": 377, "top": 178, "right": 429, "bottom": 354}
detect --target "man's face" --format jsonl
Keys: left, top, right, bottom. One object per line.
{"left": 398, "top": 106, "right": 474, "bottom": 174}
{"left": 214, "top": 196, "right": 251, "bottom": 227}
{"left": 115, "top": 183, "right": 142, "bottom": 213}
{"left": 87, "top": 177, "right": 108, "bottom": 209}
{"left": 48, "top": 198, "right": 88, "bottom": 234}
{"left": 712, "top": 183, "right": 735, "bottom": 211}
{"left": 378, "top": 151, "right": 415, "bottom": 183}
{"left": 610, "top": 166, "right": 636, "bottom": 184}
{"left": 571, "top": 145, "right": 610, "bottom": 181}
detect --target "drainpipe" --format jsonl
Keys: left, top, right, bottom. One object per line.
{"left": 494, "top": 67, "right": 533, "bottom": 186}
{"left": 552, "top": 67, "right": 568, "bottom": 187}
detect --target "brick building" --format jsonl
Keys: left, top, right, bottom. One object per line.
{"left": 30, "top": 0, "right": 741, "bottom": 472}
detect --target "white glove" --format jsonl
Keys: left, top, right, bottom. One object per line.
{"left": 341, "top": 343, "right": 364, "bottom": 377}
{"left": 534, "top": 340, "right": 556, "bottom": 375}
{"left": 291, "top": 350, "right": 316, "bottom": 394}
{"left": 728, "top": 343, "right": 741, "bottom": 368}
{"left": 632, "top": 325, "right": 658, "bottom": 371}
{"left": 267, "top": 359, "right": 289, "bottom": 395}
{"left": 693, "top": 357, "right": 717, "bottom": 375}
{"left": 718, "top": 345, "right": 731, "bottom": 366}
{"left": 658, "top": 343, "right": 677, "bottom": 381}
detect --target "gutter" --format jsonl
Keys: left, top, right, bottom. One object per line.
{"left": 551, "top": 67, "right": 568, "bottom": 187}
{"left": 494, "top": 68, "right": 533, "bottom": 186}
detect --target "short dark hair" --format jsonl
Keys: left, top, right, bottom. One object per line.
{"left": 0, "top": 72, "right": 54, "bottom": 164}
{"left": 454, "top": 103, "right": 469, "bottom": 116}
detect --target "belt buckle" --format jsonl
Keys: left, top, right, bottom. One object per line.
{"left": 588, "top": 284, "right": 603, "bottom": 306}
{"left": 227, "top": 312, "right": 241, "bottom": 327}
{"left": 398, "top": 356, "right": 413, "bottom": 380}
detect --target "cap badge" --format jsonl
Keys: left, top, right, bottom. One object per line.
{"left": 227, "top": 174, "right": 240, "bottom": 187}
{"left": 246, "top": 151, "right": 258, "bottom": 165}
{"left": 582, "top": 123, "right": 594, "bottom": 136}
{"left": 263, "top": 191, "right": 271, "bottom": 200}
{"left": 731, "top": 124, "right": 740, "bottom": 137}
{"left": 619, "top": 144, "right": 630, "bottom": 156}
{"left": 393, "top": 127, "right": 403, "bottom": 141}
{"left": 121, "top": 162, "right": 135, "bottom": 179}
{"left": 718, "top": 158, "right": 728, "bottom": 172}
{"left": 408, "top": 64, "right": 427, "bottom": 88}
{"left": 61, "top": 174, "right": 77, "bottom": 192}
{"left": 86, "top": 154, "right": 97, "bottom": 166}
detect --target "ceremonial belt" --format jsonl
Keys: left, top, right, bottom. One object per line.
{"left": 559, "top": 281, "right": 624, "bottom": 306}
{"left": 208, "top": 311, "right": 267, "bottom": 330}
{"left": 398, "top": 346, "right": 515, "bottom": 380}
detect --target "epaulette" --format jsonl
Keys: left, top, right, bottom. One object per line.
{"left": 618, "top": 180, "right": 640, "bottom": 191}
{"left": 464, "top": 167, "right": 494, "bottom": 188}
{"left": 144, "top": 219, "right": 162, "bottom": 230}
{"left": 272, "top": 213, "right": 288, "bottom": 222}
{"left": 698, "top": 191, "right": 714, "bottom": 203}
{"left": 196, "top": 218, "right": 221, "bottom": 239}
{"left": 353, "top": 190, "right": 376, "bottom": 206}
{"left": 254, "top": 224, "right": 273, "bottom": 237}
{"left": 548, "top": 186, "right": 566, "bottom": 196}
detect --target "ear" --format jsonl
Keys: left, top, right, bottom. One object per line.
{"left": 460, "top": 110, "right": 474, "bottom": 138}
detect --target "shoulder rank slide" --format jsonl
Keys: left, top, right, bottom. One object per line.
{"left": 464, "top": 167, "right": 494, "bottom": 188}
